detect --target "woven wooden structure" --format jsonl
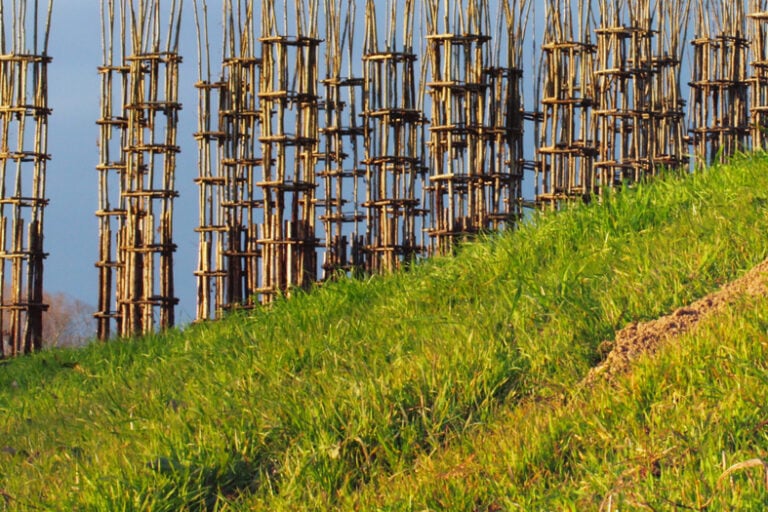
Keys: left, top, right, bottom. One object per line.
{"left": 80, "top": 0, "right": 768, "bottom": 333}
{"left": 536, "top": 0, "right": 597, "bottom": 208}
{"left": 361, "top": 0, "right": 427, "bottom": 272}
{"left": 483, "top": 2, "right": 528, "bottom": 229}
{"left": 193, "top": 0, "right": 222, "bottom": 321}
{"left": 689, "top": 0, "right": 750, "bottom": 166}
{"left": 0, "top": 1, "right": 52, "bottom": 356}
{"left": 425, "top": 1, "right": 530, "bottom": 251}
{"left": 258, "top": 0, "right": 321, "bottom": 299}
{"left": 318, "top": 0, "right": 365, "bottom": 278}
{"left": 194, "top": 1, "right": 262, "bottom": 320}
{"left": 95, "top": 0, "right": 129, "bottom": 339}
{"left": 96, "top": 0, "right": 182, "bottom": 339}
{"left": 424, "top": 1, "right": 492, "bottom": 252}
{"left": 653, "top": 0, "right": 692, "bottom": 171}
{"left": 593, "top": 0, "right": 658, "bottom": 189}
{"left": 750, "top": 1, "right": 768, "bottom": 148}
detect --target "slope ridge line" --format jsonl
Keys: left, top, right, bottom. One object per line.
{"left": 584, "top": 258, "right": 768, "bottom": 387}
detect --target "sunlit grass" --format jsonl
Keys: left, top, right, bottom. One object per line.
{"left": 349, "top": 290, "right": 768, "bottom": 511}
{"left": 1, "top": 153, "right": 768, "bottom": 510}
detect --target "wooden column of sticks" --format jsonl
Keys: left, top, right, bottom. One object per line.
{"left": 194, "top": 2, "right": 262, "bottom": 320}
{"left": 424, "top": 1, "right": 492, "bottom": 254}
{"left": 593, "top": 0, "right": 657, "bottom": 189}
{"left": 193, "top": 67, "right": 228, "bottom": 321}
{"left": 192, "top": 1, "right": 221, "bottom": 321}
{"left": 258, "top": 0, "right": 320, "bottom": 300}
{"left": 0, "top": 1, "right": 52, "bottom": 356}
{"left": 362, "top": 0, "right": 427, "bottom": 273}
{"left": 318, "top": 0, "right": 366, "bottom": 279}
{"left": 749, "top": 1, "right": 768, "bottom": 149}
{"left": 424, "top": 1, "right": 530, "bottom": 252}
{"left": 482, "top": 1, "right": 529, "bottom": 231}
{"left": 689, "top": 1, "right": 750, "bottom": 166}
{"left": 651, "top": 0, "right": 691, "bottom": 171}
{"left": 97, "top": 1, "right": 182, "bottom": 339}
{"left": 221, "top": 11, "right": 262, "bottom": 309}
{"left": 193, "top": 1, "right": 226, "bottom": 321}
{"left": 96, "top": 1, "right": 130, "bottom": 340}
{"left": 537, "top": 0, "right": 597, "bottom": 209}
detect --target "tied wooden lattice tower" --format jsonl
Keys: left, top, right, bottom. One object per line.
{"left": 258, "top": 0, "right": 321, "bottom": 300}
{"left": 96, "top": 0, "right": 182, "bottom": 339}
{"left": 424, "top": 1, "right": 529, "bottom": 253}
{"left": 194, "top": 1, "right": 263, "bottom": 320}
{"left": 95, "top": 0, "right": 128, "bottom": 339}
{"left": 652, "top": 0, "right": 691, "bottom": 171}
{"left": 537, "top": 0, "right": 597, "bottom": 208}
{"left": 318, "top": 0, "right": 366, "bottom": 278}
{"left": 483, "top": 2, "right": 529, "bottom": 232}
{"left": 195, "top": 0, "right": 325, "bottom": 318}
{"left": 362, "top": 0, "right": 427, "bottom": 273}
{"left": 689, "top": 1, "right": 750, "bottom": 166}
{"left": 0, "top": 1, "right": 52, "bottom": 356}
{"left": 424, "top": 0, "right": 490, "bottom": 252}
{"left": 749, "top": 1, "right": 768, "bottom": 148}
{"left": 193, "top": 0, "right": 224, "bottom": 320}
{"left": 593, "top": 0, "right": 657, "bottom": 189}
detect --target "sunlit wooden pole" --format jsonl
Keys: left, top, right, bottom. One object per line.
{"left": 0, "top": 0, "right": 53, "bottom": 355}
{"left": 98, "top": 0, "right": 182, "bottom": 338}
{"left": 536, "top": 0, "right": 596, "bottom": 210}
{"left": 689, "top": 0, "right": 749, "bottom": 166}
{"left": 258, "top": 0, "right": 320, "bottom": 300}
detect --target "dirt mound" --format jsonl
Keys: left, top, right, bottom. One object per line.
{"left": 584, "top": 259, "right": 768, "bottom": 387}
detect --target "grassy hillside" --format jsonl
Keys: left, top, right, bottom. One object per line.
{"left": 352, "top": 287, "right": 768, "bottom": 511}
{"left": 2, "top": 154, "right": 768, "bottom": 510}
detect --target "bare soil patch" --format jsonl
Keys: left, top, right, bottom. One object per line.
{"left": 584, "top": 258, "right": 768, "bottom": 387}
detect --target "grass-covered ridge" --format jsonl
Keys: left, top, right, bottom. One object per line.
{"left": 2, "top": 154, "right": 768, "bottom": 510}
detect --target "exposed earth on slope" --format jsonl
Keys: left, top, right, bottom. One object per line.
{"left": 584, "top": 258, "right": 768, "bottom": 387}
